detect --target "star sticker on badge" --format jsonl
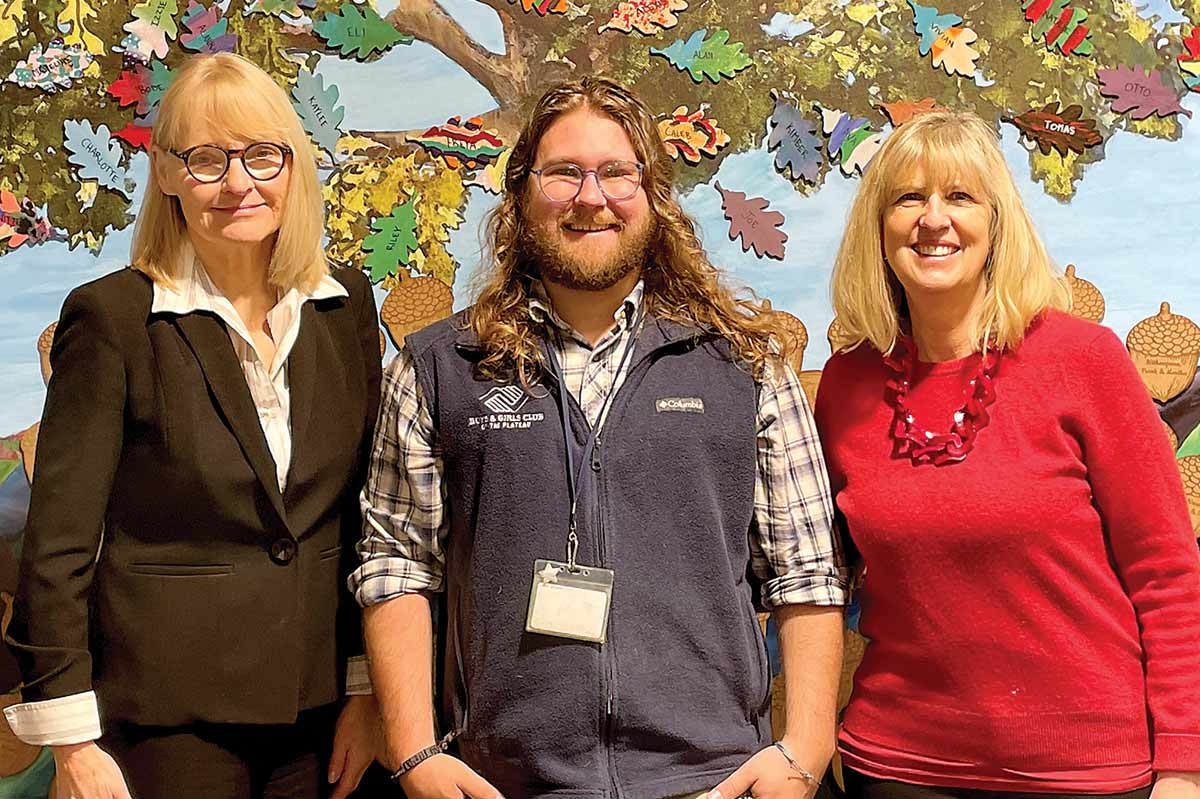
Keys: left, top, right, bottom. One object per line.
{"left": 537, "top": 563, "right": 562, "bottom": 584}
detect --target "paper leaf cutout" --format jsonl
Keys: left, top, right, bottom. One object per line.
{"left": 137, "top": 59, "right": 175, "bottom": 124}
{"left": 291, "top": 70, "right": 345, "bottom": 156}
{"left": 658, "top": 105, "right": 730, "bottom": 164}
{"left": 6, "top": 39, "right": 94, "bottom": 92}
{"left": 0, "top": 191, "right": 57, "bottom": 249}
{"left": 180, "top": 1, "right": 238, "bottom": 52}
{"left": 243, "top": 0, "right": 305, "bottom": 17}
{"left": 0, "top": 0, "right": 27, "bottom": 50}
{"left": 930, "top": 25, "right": 979, "bottom": 77}
{"left": 131, "top": 0, "right": 179, "bottom": 40}
{"left": 714, "top": 181, "right": 787, "bottom": 261}
{"left": 650, "top": 28, "right": 752, "bottom": 84}
{"left": 64, "top": 120, "right": 131, "bottom": 198}
{"left": 1098, "top": 65, "right": 1192, "bottom": 119}
{"left": 598, "top": 0, "right": 687, "bottom": 34}
{"left": 765, "top": 99, "right": 821, "bottom": 183}
{"left": 465, "top": 149, "right": 511, "bottom": 194}
{"left": 819, "top": 106, "right": 882, "bottom": 175}
{"left": 363, "top": 199, "right": 420, "bottom": 282}
{"left": 409, "top": 116, "right": 505, "bottom": 169}
{"left": 1179, "top": 26, "right": 1200, "bottom": 93}
{"left": 313, "top": 2, "right": 412, "bottom": 60}
{"left": 1023, "top": 0, "right": 1093, "bottom": 57}
{"left": 114, "top": 121, "right": 154, "bottom": 151}
{"left": 107, "top": 68, "right": 146, "bottom": 111}
{"left": 508, "top": 0, "right": 568, "bottom": 16}
{"left": 879, "top": 98, "right": 945, "bottom": 126}
{"left": 57, "top": 0, "right": 104, "bottom": 54}
{"left": 907, "top": 0, "right": 960, "bottom": 56}
{"left": 120, "top": 18, "right": 170, "bottom": 61}
{"left": 1005, "top": 103, "right": 1102, "bottom": 156}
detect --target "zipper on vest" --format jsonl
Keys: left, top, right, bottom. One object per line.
{"left": 593, "top": 435, "right": 623, "bottom": 799}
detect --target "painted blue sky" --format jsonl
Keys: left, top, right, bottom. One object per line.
{"left": 1, "top": 1, "right": 1198, "bottom": 433}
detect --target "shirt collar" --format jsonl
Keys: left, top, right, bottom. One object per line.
{"left": 528, "top": 278, "right": 644, "bottom": 342}
{"left": 151, "top": 255, "right": 347, "bottom": 318}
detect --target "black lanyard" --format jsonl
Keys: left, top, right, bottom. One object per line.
{"left": 542, "top": 305, "right": 645, "bottom": 570}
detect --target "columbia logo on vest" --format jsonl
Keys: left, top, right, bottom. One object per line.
{"left": 480, "top": 386, "right": 530, "bottom": 414}
{"left": 655, "top": 397, "right": 705, "bottom": 413}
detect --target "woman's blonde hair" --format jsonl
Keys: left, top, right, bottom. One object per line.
{"left": 132, "top": 52, "right": 327, "bottom": 292}
{"left": 471, "top": 76, "right": 786, "bottom": 386}
{"left": 830, "top": 109, "right": 1070, "bottom": 354}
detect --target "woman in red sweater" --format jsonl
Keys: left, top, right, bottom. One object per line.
{"left": 815, "top": 110, "right": 1200, "bottom": 799}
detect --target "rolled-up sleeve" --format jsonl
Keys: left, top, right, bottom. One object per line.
{"left": 349, "top": 349, "right": 448, "bottom": 606}
{"left": 751, "top": 360, "right": 849, "bottom": 609}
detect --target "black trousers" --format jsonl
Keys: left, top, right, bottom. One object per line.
{"left": 843, "top": 767, "right": 1154, "bottom": 799}
{"left": 101, "top": 704, "right": 342, "bottom": 799}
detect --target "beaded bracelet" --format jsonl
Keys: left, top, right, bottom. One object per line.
{"left": 772, "top": 741, "right": 820, "bottom": 788}
{"left": 390, "top": 730, "right": 459, "bottom": 782}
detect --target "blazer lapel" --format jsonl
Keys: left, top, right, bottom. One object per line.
{"left": 285, "top": 302, "right": 318, "bottom": 485}
{"left": 174, "top": 312, "right": 289, "bottom": 525}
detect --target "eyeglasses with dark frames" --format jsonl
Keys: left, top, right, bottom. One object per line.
{"left": 168, "top": 142, "right": 293, "bottom": 184}
{"left": 529, "top": 160, "right": 645, "bottom": 203}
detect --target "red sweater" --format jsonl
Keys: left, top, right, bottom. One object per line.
{"left": 815, "top": 311, "right": 1200, "bottom": 792}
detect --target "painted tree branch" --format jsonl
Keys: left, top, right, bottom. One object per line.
{"left": 387, "top": 0, "right": 529, "bottom": 111}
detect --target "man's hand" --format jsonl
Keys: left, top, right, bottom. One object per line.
{"left": 328, "top": 695, "right": 383, "bottom": 799}
{"left": 707, "top": 744, "right": 820, "bottom": 799}
{"left": 1152, "top": 772, "right": 1200, "bottom": 799}
{"left": 398, "top": 753, "right": 504, "bottom": 799}
{"left": 52, "top": 742, "right": 132, "bottom": 799}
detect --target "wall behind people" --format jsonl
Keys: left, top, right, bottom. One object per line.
{"left": 1, "top": 0, "right": 1199, "bottom": 790}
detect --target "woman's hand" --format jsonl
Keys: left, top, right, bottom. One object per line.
{"left": 328, "top": 694, "right": 383, "bottom": 799}
{"left": 52, "top": 742, "right": 132, "bottom": 799}
{"left": 1152, "top": 772, "right": 1200, "bottom": 799}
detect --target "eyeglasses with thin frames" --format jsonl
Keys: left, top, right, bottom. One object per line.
{"left": 167, "top": 142, "right": 293, "bottom": 184}
{"left": 529, "top": 160, "right": 645, "bottom": 203}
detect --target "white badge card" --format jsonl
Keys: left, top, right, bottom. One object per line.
{"left": 525, "top": 559, "right": 614, "bottom": 643}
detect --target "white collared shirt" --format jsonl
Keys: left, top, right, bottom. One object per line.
{"left": 4, "top": 259, "right": 368, "bottom": 747}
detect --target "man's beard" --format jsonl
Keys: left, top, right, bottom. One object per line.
{"left": 519, "top": 209, "right": 657, "bottom": 291}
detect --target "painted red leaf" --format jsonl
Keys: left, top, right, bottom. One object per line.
{"left": 107, "top": 69, "right": 148, "bottom": 110}
{"left": 1097, "top": 65, "right": 1192, "bottom": 119}
{"left": 1180, "top": 26, "right": 1200, "bottom": 62}
{"left": 114, "top": 122, "right": 154, "bottom": 150}
{"left": 1005, "top": 102, "right": 1102, "bottom": 156}
{"left": 715, "top": 181, "right": 787, "bottom": 261}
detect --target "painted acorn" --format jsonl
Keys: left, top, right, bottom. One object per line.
{"left": 1064, "top": 264, "right": 1105, "bottom": 323}
{"left": 1126, "top": 303, "right": 1200, "bottom": 402}
{"left": 379, "top": 271, "right": 454, "bottom": 350}
{"left": 1179, "top": 456, "right": 1200, "bottom": 536}
{"left": 762, "top": 300, "right": 807, "bottom": 373}
{"left": 1165, "top": 422, "right": 1179, "bottom": 453}
{"left": 37, "top": 322, "right": 56, "bottom": 386}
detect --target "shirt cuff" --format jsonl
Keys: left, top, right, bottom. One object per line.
{"left": 762, "top": 573, "right": 850, "bottom": 610}
{"left": 3, "top": 690, "right": 102, "bottom": 746}
{"left": 346, "top": 655, "right": 373, "bottom": 696}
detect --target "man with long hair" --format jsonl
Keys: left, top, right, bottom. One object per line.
{"left": 351, "top": 77, "right": 848, "bottom": 799}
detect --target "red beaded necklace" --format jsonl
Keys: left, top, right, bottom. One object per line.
{"left": 882, "top": 335, "right": 1000, "bottom": 466}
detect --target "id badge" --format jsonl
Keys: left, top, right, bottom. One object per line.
{"left": 525, "top": 559, "right": 614, "bottom": 643}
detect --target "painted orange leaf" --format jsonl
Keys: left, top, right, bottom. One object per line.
{"left": 658, "top": 105, "right": 729, "bottom": 164}
{"left": 879, "top": 97, "right": 945, "bottom": 126}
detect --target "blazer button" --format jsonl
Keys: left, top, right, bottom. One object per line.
{"left": 270, "top": 538, "right": 297, "bottom": 565}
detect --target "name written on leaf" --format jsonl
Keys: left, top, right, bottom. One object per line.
{"left": 385, "top": 227, "right": 406, "bottom": 251}
{"left": 1123, "top": 82, "right": 1152, "bottom": 97}
{"left": 1045, "top": 121, "right": 1076, "bottom": 135}
{"left": 31, "top": 55, "right": 79, "bottom": 78}
{"left": 784, "top": 125, "right": 812, "bottom": 156}
{"left": 307, "top": 96, "right": 329, "bottom": 127}
{"left": 80, "top": 139, "right": 122, "bottom": 182}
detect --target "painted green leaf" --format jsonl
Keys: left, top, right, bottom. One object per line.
{"left": 362, "top": 199, "right": 419, "bottom": 283}
{"left": 313, "top": 2, "right": 413, "bottom": 60}
{"left": 1178, "top": 424, "right": 1200, "bottom": 459}
{"left": 651, "top": 28, "right": 752, "bottom": 84}
{"left": 131, "top": 0, "right": 180, "bottom": 40}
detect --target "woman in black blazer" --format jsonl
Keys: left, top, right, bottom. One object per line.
{"left": 4, "top": 53, "right": 383, "bottom": 799}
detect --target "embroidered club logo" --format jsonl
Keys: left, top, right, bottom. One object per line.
{"left": 480, "top": 385, "right": 531, "bottom": 414}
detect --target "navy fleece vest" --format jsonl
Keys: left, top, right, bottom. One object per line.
{"left": 406, "top": 309, "right": 770, "bottom": 799}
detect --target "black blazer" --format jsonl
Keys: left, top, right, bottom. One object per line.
{"left": 6, "top": 266, "right": 382, "bottom": 726}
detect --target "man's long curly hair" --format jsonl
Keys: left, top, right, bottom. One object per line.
{"left": 469, "top": 76, "right": 788, "bottom": 386}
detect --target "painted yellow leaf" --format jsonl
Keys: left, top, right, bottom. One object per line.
{"left": 337, "top": 134, "right": 386, "bottom": 155}
{"left": 1112, "top": 0, "right": 1153, "bottom": 44}
{"left": 1030, "top": 148, "right": 1078, "bottom": 201}
{"left": 0, "top": 0, "right": 27, "bottom": 49}
{"left": 844, "top": 1, "right": 878, "bottom": 25}
{"left": 57, "top": 0, "right": 104, "bottom": 55}
{"left": 76, "top": 180, "right": 97, "bottom": 208}
{"left": 832, "top": 45, "right": 860, "bottom": 73}
{"left": 1130, "top": 115, "right": 1180, "bottom": 139}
